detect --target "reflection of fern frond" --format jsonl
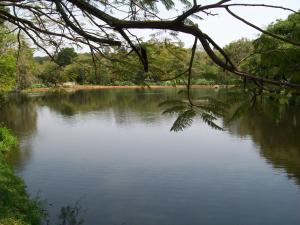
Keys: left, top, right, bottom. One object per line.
{"left": 158, "top": 99, "right": 185, "bottom": 107}
{"left": 200, "top": 112, "right": 223, "bottom": 130}
{"left": 199, "top": 96, "right": 229, "bottom": 108}
{"left": 163, "top": 105, "right": 186, "bottom": 114}
{"left": 197, "top": 104, "right": 224, "bottom": 117}
{"left": 159, "top": 96, "right": 226, "bottom": 131}
{"left": 171, "top": 109, "right": 196, "bottom": 132}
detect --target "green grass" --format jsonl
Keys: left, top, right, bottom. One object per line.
{"left": 0, "top": 127, "right": 43, "bottom": 225}
{"left": 0, "top": 128, "right": 18, "bottom": 153}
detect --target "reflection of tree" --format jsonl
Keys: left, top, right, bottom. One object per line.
{"left": 0, "top": 94, "right": 38, "bottom": 137}
{"left": 225, "top": 102, "right": 300, "bottom": 184}
{"left": 2, "top": 89, "right": 300, "bottom": 186}
{"left": 38, "top": 89, "right": 181, "bottom": 125}
{"left": 0, "top": 94, "right": 39, "bottom": 169}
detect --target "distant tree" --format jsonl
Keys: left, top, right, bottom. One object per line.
{"left": 15, "top": 40, "right": 37, "bottom": 90}
{"left": 193, "top": 50, "right": 220, "bottom": 83}
{"left": 63, "top": 55, "right": 93, "bottom": 84}
{"left": 221, "top": 38, "right": 254, "bottom": 84}
{"left": 37, "top": 61, "right": 66, "bottom": 86}
{"left": 224, "top": 38, "right": 253, "bottom": 66}
{"left": 56, "top": 48, "right": 78, "bottom": 67}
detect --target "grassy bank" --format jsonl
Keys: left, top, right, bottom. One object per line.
{"left": 0, "top": 127, "right": 43, "bottom": 225}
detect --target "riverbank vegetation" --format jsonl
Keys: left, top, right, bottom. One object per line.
{"left": 0, "top": 127, "right": 43, "bottom": 225}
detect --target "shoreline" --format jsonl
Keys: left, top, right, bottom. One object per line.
{"left": 0, "top": 127, "right": 43, "bottom": 225}
{"left": 23, "top": 84, "right": 233, "bottom": 93}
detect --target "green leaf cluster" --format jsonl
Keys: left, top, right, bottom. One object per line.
{"left": 250, "top": 12, "right": 300, "bottom": 84}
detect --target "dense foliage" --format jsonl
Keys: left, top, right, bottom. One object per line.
{"left": 0, "top": 22, "right": 36, "bottom": 91}
{"left": 35, "top": 41, "right": 234, "bottom": 87}
{"left": 33, "top": 39, "right": 254, "bottom": 88}
{"left": 249, "top": 12, "right": 300, "bottom": 83}
{"left": 0, "top": 11, "right": 299, "bottom": 92}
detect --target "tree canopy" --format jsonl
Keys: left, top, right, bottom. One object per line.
{"left": 56, "top": 47, "right": 78, "bottom": 67}
{"left": 0, "top": 0, "right": 300, "bottom": 90}
{"left": 251, "top": 12, "right": 300, "bottom": 84}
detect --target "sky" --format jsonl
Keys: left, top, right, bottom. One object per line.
{"left": 186, "top": 0, "right": 299, "bottom": 47}
{"left": 131, "top": 0, "right": 300, "bottom": 48}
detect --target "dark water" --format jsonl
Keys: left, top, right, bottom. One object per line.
{"left": 1, "top": 88, "right": 300, "bottom": 225}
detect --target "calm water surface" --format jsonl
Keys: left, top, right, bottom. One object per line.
{"left": 1, "top": 89, "right": 300, "bottom": 225}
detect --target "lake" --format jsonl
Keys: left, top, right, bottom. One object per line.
{"left": 1, "top": 88, "right": 300, "bottom": 225}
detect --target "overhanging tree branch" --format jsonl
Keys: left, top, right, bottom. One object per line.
{"left": 1, "top": 0, "right": 299, "bottom": 89}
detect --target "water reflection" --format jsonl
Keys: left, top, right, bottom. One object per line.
{"left": 224, "top": 102, "right": 300, "bottom": 185}
{"left": 2, "top": 89, "right": 299, "bottom": 183}
{"left": 0, "top": 94, "right": 38, "bottom": 170}
{"left": 0, "top": 94, "right": 38, "bottom": 137}
{"left": 0, "top": 88, "right": 299, "bottom": 225}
